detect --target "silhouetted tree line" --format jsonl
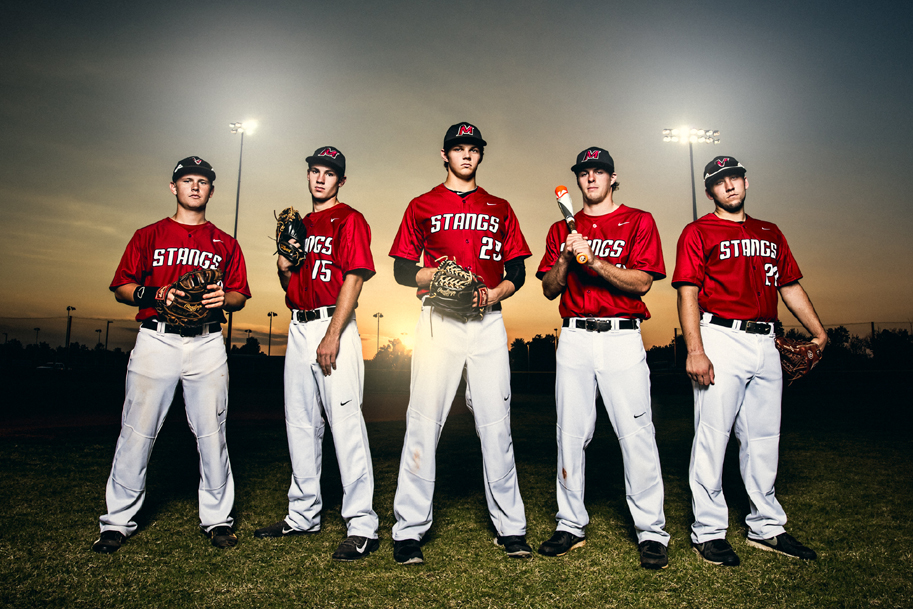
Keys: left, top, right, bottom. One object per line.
{"left": 365, "top": 338, "right": 411, "bottom": 370}
{"left": 509, "top": 334, "right": 557, "bottom": 372}
{"left": 0, "top": 338, "right": 128, "bottom": 370}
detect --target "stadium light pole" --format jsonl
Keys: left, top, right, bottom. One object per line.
{"left": 105, "top": 320, "right": 113, "bottom": 351}
{"left": 662, "top": 128, "right": 720, "bottom": 221}
{"left": 267, "top": 311, "right": 277, "bottom": 356}
{"left": 34, "top": 327, "right": 40, "bottom": 345}
{"left": 373, "top": 312, "right": 384, "bottom": 355}
{"left": 65, "top": 306, "right": 75, "bottom": 350}
{"left": 225, "top": 121, "right": 256, "bottom": 352}
{"left": 95, "top": 329, "right": 102, "bottom": 347}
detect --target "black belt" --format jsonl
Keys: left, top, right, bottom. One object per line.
{"left": 562, "top": 318, "right": 638, "bottom": 332}
{"left": 424, "top": 302, "right": 501, "bottom": 312}
{"left": 141, "top": 320, "right": 222, "bottom": 337}
{"left": 708, "top": 315, "right": 772, "bottom": 335}
{"left": 294, "top": 306, "right": 336, "bottom": 322}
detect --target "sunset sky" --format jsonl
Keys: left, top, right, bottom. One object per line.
{"left": 2, "top": 1, "right": 911, "bottom": 358}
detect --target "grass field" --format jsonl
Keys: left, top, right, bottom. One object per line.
{"left": 1, "top": 371, "right": 911, "bottom": 608}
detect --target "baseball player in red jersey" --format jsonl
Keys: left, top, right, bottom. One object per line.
{"left": 92, "top": 156, "right": 251, "bottom": 553}
{"left": 253, "top": 146, "right": 380, "bottom": 561}
{"left": 673, "top": 156, "right": 827, "bottom": 566}
{"left": 537, "top": 147, "right": 670, "bottom": 569}
{"left": 388, "top": 122, "right": 532, "bottom": 565}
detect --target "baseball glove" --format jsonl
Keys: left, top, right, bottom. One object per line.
{"left": 275, "top": 207, "right": 306, "bottom": 267}
{"left": 775, "top": 336, "right": 823, "bottom": 384}
{"left": 427, "top": 257, "right": 488, "bottom": 322}
{"left": 155, "top": 268, "right": 224, "bottom": 328}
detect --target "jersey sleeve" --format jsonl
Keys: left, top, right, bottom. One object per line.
{"left": 671, "top": 224, "right": 705, "bottom": 288}
{"left": 775, "top": 228, "right": 803, "bottom": 286}
{"left": 222, "top": 239, "right": 252, "bottom": 297}
{"left": 110, "top": 230, "right": 146, "bottom": 290}
{"left": 338, "top": 211, "right": 376, "bottom": 279}
{"left": 536, "top": 221, "right": 567, "bottom": 278}
{"left": 627, "top": 212, "right": 666, "bottom": 279}
{"left": 501, "top": 204, "right": 532, "bottom": 262}
{"left": 388, "top": 200, "right": 423, "bottom": 261}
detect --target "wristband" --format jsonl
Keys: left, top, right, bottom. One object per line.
{"left": 133, "top": 285, "right": 160, "bottom": 308}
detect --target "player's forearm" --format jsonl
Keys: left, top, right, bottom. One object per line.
{"left": 590, "top": 259, "right": 653, "bottom": 296}
{"left": 223, "top": 292, "right": 248, "bottom": 313}
{"left": 779, "top": 282, "right": 828, "bottom": 347}
{"left": 114, "top": 284, "right": 142, "bottom": 305}
{"left": 487, "top": 279, "right": 516, "bottom": 305}
{"left": 677, "top": 286, "right": 706, "bottom": 354}
{"left": 415, "top": 266, "right": 436, "bottom": 289}
{"left": 541, "top": 257, "right": 570, "bottom": 300}
{"left": 326, "top": 272, "right": 365, "bottom": 337}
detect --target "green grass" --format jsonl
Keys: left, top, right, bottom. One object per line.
{"left": 1, "top": 383, "right": 911, "bottom": 608}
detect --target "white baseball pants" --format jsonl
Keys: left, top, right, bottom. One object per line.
{"left": 689, "top": 319, "right": 787, "bottom": 543}
{"left": 99, "top": 326, "right": 234, "bottom": 536}
{"left": 553, "top": 324, "right": 668, "bottom": 544}
{"left": 392, "top": 307, "right": 527, "bottom": 541}
{"left": 283, "top": 315, "right": 378, "bottom": 538}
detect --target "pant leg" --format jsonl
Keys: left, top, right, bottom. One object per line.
{"left": 181, "top": 330, "right": 234, "bottom": 531}
{"left": 553, "top": 326, "right": 598, "bottom": 537}
{"left": 313, "top": 316, "right": 378, "bottom": 538}
{"left": 689, "top": 323, "right": 750, "bottom": 544}
{"left": 737, "top": 335, "right": 788, "bottom": 540}
{"left": 392, "top": 308, "right": 467, "bottom": 541}
{"left": 464, "top": 311, "right": 527, "bottom": 537}
{"left": 596, "top": 329, "right": 668, "bottom": 544}
{"left": 99, "top": 329, "right": 181, "bottom": 536}
{"left": 283, "top": 320, "right": 325, "bottom": 532}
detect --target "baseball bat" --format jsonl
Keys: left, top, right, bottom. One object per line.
{"left": 555, "top": 186, "right": 589, "bottom": 264}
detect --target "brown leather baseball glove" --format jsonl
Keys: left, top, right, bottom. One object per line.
{"left": 775, "top": 336, "right": 823, "bottom": 384}
{"left": 275, "top": 207, "right": 306, "bottom": 267}
{"left": 155, "top": 268, "right": 223, "bottom": 328}
{"left": 427, "top": 257, "right": 488, "bottom": 322}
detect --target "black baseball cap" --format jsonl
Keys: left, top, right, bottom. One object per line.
{"left": 571, "top": 147, "right": 615, "bottom": 174}
{"left": 172, "top": 156, "right": 216, "bottom": 182}
{"left": 703, "top": 156, "right": 746, "bottom": 188}
{"left": 443, "top": 122, "right": 487, "bottom": 150}
{"left": 306, "top": 146, "right": 346, "bottom": 176}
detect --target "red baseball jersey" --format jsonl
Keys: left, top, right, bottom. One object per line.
{"left": 110, "top": 218, "right": 251, "bottom": 322}
{"left": 388, "top": 185, "right": 531, "bottom": 297}
{"left": 285, "top": 203, "right": 375, "bottom": 311}
{"left": 537, "top": 205, "right": 665, "bottom": 320}
{"left": 672, "top": 213, "right": 802, "bottom": 322}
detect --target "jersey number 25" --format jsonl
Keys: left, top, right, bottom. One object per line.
{"left": 479, "top": 237, "right": 502, "bottom": 261}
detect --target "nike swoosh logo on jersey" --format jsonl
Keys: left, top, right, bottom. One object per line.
{"left": 487, "top": 202, "right": 497, "bottom": 206}
{"left": 331, "top": 218, "right": 338, "bottom": 222}
{"left": 356, "top": 539, "right": 369, "bottom": 553}
{"left": 213, "top": 239, "right": 223, "bottom": 242}
{"left": 618, "top": 222, "right": 630, "bottom": 226}
{"left": 761, "top": 227, "right": 770, "bottom": 230}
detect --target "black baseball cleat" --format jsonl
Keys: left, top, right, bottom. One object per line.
{"left": 205, "top": 525, "right": 238, "bottom": 549}
{"left": 692, "top": 538, "right": 740, "bottom": 566}
{"left": 638, "top": 540, "right": 669, "bottom": 569}
{"left": 538, "top": 530, "right": 586, "bottom": 557}
{"left": 746, "top": 532, "right": 817, "bottom": 560}
{"left": 254, "top": 520, "right": 318, "bottom": 539}
{"left": 393, "top": 539, "right": 424, "bottom": 565}
{"left": 332, "top": 536, "right": 380, "bottom": 561}
{"left": 92, "top": 530, "right": 126, "bottom": 554}
{"left": 494, "top": 535, "right": 532, "bottom": 558}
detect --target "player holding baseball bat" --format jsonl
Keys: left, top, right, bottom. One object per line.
{"left": 537, "top": 147, "right": 670, "bottom": 569}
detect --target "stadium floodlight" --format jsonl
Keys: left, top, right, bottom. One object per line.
{"left": 662, "top": 127, "right": 721, "bottom": 221}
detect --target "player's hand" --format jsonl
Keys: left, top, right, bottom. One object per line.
{"left": 202, "top": 284, "right": 225, "bottom": 309}
{"left": 165, "top": 288, "right": 182, "bottom": 306}
{"left": 565, "top": 233, "right": 594, "bottom": 265}
{"left": 316, "top": 330, "right": 341, "bottom": 376}
{"left": 686, "top": 352, "right": 715, "bottom": 386}
{"left": 277, "top": 238, "right": 302, "bottom": 272}
{"left": 811, "top": 334, "right": 828, "bottom": 352}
